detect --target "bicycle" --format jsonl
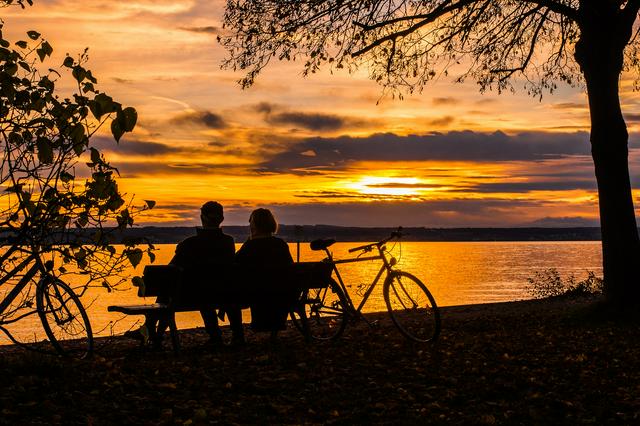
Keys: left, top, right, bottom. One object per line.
{"left": 291, "top": 228, "right": 440, "bottom": 343}
{"left": 0, "top": 242, "right": 93, "bottom": 358}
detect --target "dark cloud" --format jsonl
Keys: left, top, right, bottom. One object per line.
{"left": 92, "top": 137, "right": 177, "bottom": 156}
{"left": 624, "top": 113, "right": 640, "bottom": 123}
{"left": 432, "top": 97, "right": 459, "bottom": 106}
{"left": 268, "top": 112, "right": 347, "bottom": 131}
{"left": 255, "top": 102, "right": 368, "bottom": 132}
{"left": 463, "top": 180, "right": 597, "bottom": 193}
{"left": 552, "top": 102, "right": 586, "bottom": 110}
{"left": 112, "top": 77, "right": 134, "bottom": 84}
{"left": 254, "top": 102, "right": 274, "bottom": 114}
{"left": 258, "top": 131, "right": 592, "bottom": 173}
{"left": 425, "top": 116, "right": 455, "bottom": 127}
{"left": 179, "top": 26, "right": 218, "bottom": 34}
{"left": 113, "top": 161, "right": 250, "bottom": 177}
{"left": 171, "top": 111, "right": 227, "bottom": 129}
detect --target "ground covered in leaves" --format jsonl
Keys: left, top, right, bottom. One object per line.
{"left": 1, "top": 295, "right": 639, "bottom": 425}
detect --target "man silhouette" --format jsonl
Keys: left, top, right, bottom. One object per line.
{"left": 169, "top": 201, "right": 242, "bottom": 346}
{"left": 126, "top": 201, "right": 243, "bottom": 346}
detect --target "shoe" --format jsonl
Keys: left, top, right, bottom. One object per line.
{"left": 123, "top": 327, "right": 146, "bottom": 342}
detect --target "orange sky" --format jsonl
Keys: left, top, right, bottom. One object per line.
{"left": 3, "top": 1, "right": 640, "bottom": 227}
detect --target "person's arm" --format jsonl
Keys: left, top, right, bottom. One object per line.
{"left": 169, "top": 241, "right": 186, "bottom": 266}
{"left": 280, "top": 239, "right": 294, "bottom": 264}
{"left": 224, "top": 236, "right": 235, "bottom": 263}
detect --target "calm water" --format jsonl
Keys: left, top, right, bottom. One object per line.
{"left": 0, "top": 241, "right": 602, "bottom": 345}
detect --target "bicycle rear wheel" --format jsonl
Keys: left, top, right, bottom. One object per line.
{"left": 291, "top": 278, "right": 348, "bottom": 341}
{"left": 383, "top": 271, "right": 440, "bottom": 343}
{"left": 36, "top": 277, "right": 93, "bottom": 358}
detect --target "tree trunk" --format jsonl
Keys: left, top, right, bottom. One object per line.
{"left": 575, "top": 8, "right": 640, "bottom": 305}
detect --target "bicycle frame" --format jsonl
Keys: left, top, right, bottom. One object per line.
{"left": 321, "top": 243, "right": 395, "bottom": 317}
{"left": 0, "top": 244, "right": 42, "bottom": 321}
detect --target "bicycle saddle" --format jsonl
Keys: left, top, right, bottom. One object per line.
{"left": 310, "top": 238, "right": 336, "bottom": 251}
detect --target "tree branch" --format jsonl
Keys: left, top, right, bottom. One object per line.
{"left": 352, "top": 0, "right": 479, "bottom": 57}
{"left": 353, "top": 0, "right": 476, "bottom": 31}
{"left": 519, "top": 0, "right": 578, "bottom": 20}
{"left": 622, "top": 0, "right": 640, "bottom": 28}
{"left": 491, "top": 8, "right": 549, "bottom": 81}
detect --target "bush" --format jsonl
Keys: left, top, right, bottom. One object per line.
{"left": 526, "top": 269, "right": 603, "bottom": 299}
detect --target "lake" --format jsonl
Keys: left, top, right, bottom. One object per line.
{"left": 0, "top": 241, "right": 602, "bottom": 345}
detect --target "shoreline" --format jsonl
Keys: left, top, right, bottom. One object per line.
{"left": 2, "top": 295, "right": 639, "bottom": 424}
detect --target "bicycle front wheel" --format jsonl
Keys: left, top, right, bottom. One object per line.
{"left": 36, "top": 277, "right": 93, "bottom": 358}
{"left": 291, "top": 278, "right": 348, "bottom": 341}
{"left": 383, "top": 271, "right": 440, "bottom": 343}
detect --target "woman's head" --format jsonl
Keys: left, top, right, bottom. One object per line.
{"left": 249, "top": 208, "right": 278, "bottom": 238}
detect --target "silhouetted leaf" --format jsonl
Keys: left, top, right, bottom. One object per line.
{"left": 36, "top": 40, "right": 52, "bottom": 62}
{"left": 36, "top": 138, "right": 53, "bottom": 164}
{"left": 126, "top": 248, "right": 143, "bottom": 267}
{"left": 120, "top": 107, "right": 137, "bottom": 132}
{"left": 111, "top": 117, "right": 124, "bottom": 142}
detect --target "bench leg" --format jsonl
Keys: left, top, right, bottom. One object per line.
{"left": 167, "top": 313, "right": 180, "bottom": 354}
{"left": 295, "top": 305, "right": 311, "bottom": 342}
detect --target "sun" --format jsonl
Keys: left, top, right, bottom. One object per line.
{"left": 348, "top": 176, "right": 426, "bottom": 197}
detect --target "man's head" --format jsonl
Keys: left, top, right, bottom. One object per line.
{"left": 200, "top": 201, "right": 224, "bottom": 228}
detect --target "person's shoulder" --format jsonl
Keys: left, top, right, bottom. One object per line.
{"left": 176, "top": 235, "right": 198, "bottom": 249}
{"left": 273, "top": 236, "right": 288, "bottom": 245}
{"left": 222, "top": 232, "right": 235, "bottom": 244}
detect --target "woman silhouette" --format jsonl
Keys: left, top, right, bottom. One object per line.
{"left": 235, "top": 208, "right": 293, "bottom": 340}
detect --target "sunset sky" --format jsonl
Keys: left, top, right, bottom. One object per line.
{"left": 3, "top": 0, "right": 640, "bottom": 227}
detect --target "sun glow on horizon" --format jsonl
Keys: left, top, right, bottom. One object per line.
{"left": 349, "top": 176, "right": 429, "bottom": 198}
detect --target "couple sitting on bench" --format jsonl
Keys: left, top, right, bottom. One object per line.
{"left": 125, "top": 201, "right": 293, "bottom": 348}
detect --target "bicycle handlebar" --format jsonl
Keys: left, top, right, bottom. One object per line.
{"left": 347, "top": 227, "right": 403, "bottom": 253}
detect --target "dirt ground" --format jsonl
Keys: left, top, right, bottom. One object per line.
{"left": 1, "top": 295, "right": 639, "bottom": 425}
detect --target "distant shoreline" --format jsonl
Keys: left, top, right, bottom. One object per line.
{"left": 118, "top": 225, "right": 609, "bottom": 244}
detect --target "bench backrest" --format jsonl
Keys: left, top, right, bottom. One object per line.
{"left": 289, "top": 262, "right": 333, "bottom": 289}
{"left": 140, "top": 264, "right": 183, "bottom": 298}
{"left": 139, "top": 261, "right": 333, "bottom": 302}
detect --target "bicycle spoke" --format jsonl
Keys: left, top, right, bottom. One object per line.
{"left": 37, "top": 278, "right": 93, "bottom": 358}
{"left": 290, "top": 278, "right": 347, "bottom": 341}
{"left": 384, "top": 272, "right": 440, "bottom": 343}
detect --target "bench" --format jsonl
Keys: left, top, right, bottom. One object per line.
{"left": 108, "top": 262, "right": 333, "bottom": 352}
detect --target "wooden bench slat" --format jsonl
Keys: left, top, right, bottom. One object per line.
{"left": 107, "top": 303, "right": 169, "bottom": 315}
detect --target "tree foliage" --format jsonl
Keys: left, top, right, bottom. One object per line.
{"left": 221, "top": 1, "right": 640, "bottom": 303}
{"left": 221, "top": 1, "right": 640, "bottom": 96}
{"left": 0, "top": 7, "right": 152, "bottom": 335}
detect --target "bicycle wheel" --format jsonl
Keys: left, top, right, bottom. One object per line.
{"left": 291, "top": 278, "right": 348, "bottom": 341}
{"left": 36, "top": 277, "right": 93, "bottom": 358}
{"left": 383, "top": 271, "right": 440, "bottom": 343}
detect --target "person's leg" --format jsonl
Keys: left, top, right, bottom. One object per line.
{"left": 226, "top": 306, "right": 245, "bottom": 344}
{"left": 200, "top": 309, "right": 223, "bottom": 344}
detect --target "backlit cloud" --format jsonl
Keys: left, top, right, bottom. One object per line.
{"left": 253, "top": 102, "right": 372, "bottom": 132}
{"left": 179, "top": 26, "right": 218, "bottom": 33}
{"left": 258, "top": 131, "right": 593, "bottom": 173}
{"left": 170, "top": 110, "right": 227, "bottom": 129}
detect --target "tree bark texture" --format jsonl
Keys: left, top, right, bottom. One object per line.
{"left": 575, "top": 3, "right": 640, "bottom": 304}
